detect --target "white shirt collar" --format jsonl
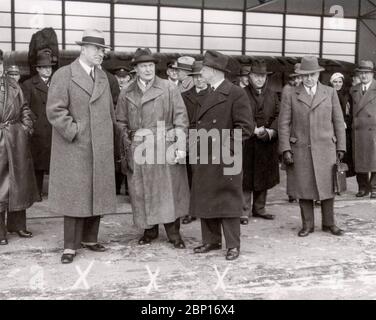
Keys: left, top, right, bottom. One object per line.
{"left": 304, "top": 83, "right": 317, "bottom": 95}
{"left": 363, "top": 79, "right": 373, "bottom": 91}
{"left": 169, "top": 78, "right": 178, "bottom": 86}
{"left": 211, "top": 78, "right": 225, "bottom": 91}
{"left": 79, "top": 58, "right": 94, "bottom": 76}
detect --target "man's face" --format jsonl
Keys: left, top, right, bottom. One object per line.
{"left": 115, "top": 75, "right": 130, "bottom": 88}
{"left": 82, "top": 44, "right": 105, "bottom": 67}
{"left": 36, "top": 66, "right": 52, "bottom": 78}
{"left": 358, "top": 71, "right": 373, "bottom": 85}
{"left": 177, "top": 69, "right": 189, "bottom": 82}
{"left": 135, "top": 62, "right": 155, "bottom": 82}
{"left": 200, "top": 65, "right": 213, "bottom": 84}
{"left": 249, "top": 73, "right": 267, "bottom": 88}
{"left": 239, "top": 75, "right": 249, "bottom": 86}
{"left": 352, "top": 75, "right": 361, "bottom": 86}
{"left": 332, "top": 77, "right": 343, "bottom": 91}
{"left": 9, "top": 74, "right": 20, "bottom": 82}
{"left": 302, "top": 72, "right": 320, "bottom": 88}
{"left": 166, "top": 67, "right": 178, "bottom": 81}
{"left": 294, "top": 76, "right": 302, "bottom": 86}
{"left": 193, "top": 74, "right": 207, "bottom": 90}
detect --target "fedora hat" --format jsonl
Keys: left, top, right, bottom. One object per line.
{"left": 130, "top": 48, "right": 159, "bottom": 66}
{"left": 76, "top": 29, "right": 111, "bottom": 49}
{"left": 33, "top": 52, "right": 55, "bottom": 67}
{"left": 188, "top": 61, "right": 204, "bottom": 76}
{"left": 171, "top": 56, "right": 195, "bottom": 71}
{"left": 6, "top": 65, "right": 20, "bottom": 75}
{"left": 167, "top": 60, "right": 178, "bottom": 69}
{"left": 238, "top": 65, "right": 251, "bottom": 76}
{"left": 203, "top": 50, "right": 230, "bottom": 73}
{"left": 355, "top": 60, "right": 375, "bottom": 73}
{"left": 295, "top": 56, "right": 325, "bottom": 74}
{"left": 250, "top": 60, "right": 273, "bottom": 75}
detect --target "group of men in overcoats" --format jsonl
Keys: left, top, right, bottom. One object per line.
{"left": 4, "top": 27, "right": 371, "bottom": 263}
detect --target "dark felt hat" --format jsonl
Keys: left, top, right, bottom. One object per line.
{"left": 250, "top": 60, "right": 273, "bottom": 75}
{"left": 203, "top": 50, "right": 230, "bottom": 73}
{"left": 130, "top": 48, "right": 159, "bottom": 66}
{"left": 33, "top": 52, "right": 56, "bottom": 67}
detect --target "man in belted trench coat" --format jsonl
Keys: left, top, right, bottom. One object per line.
{"left": 47, "top": 29, "right": 117, "bottom": 264}
{"left": 116, "top": 48, "right": 189, "bottom": 249}
{"left": 190, "top": 50, "right": 254, "bottom": 261}
{"left": 0, "top": 49, "right": 39, "bottom": 245}
{"left": 22, "top": 52, "right": 55, "bottom": 200}
{"left": 279, "top": 56, "right": 346, "bottom": 237}
{"left": 350, "top": 60, "right": 376, "bottom": 198}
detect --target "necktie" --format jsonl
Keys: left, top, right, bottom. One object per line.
{"left": 362, "top": 85, "right": 366, "bottom": 95}
{"left": 90, "top": 68, "right": 95, "bottom": 82}
{"left": 211, "top": 86, "right": 215, "bottom": 91}
{"left": 309, "top": 88, "right": 314, "bottom": 98}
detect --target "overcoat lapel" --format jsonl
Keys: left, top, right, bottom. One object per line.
{"left": 356, "top": 80, "right": 376, "bottom": 116}
{"left": 33, "top": 75, "right": 48, "bottom": 94}
{"left": 71, "top": 58, "right": 94, "bottom": 97}
{"left": 197, "top": 79, "right": 230, "bottom": 120}
{"left": 141, "top": 78, "right": 164, "bottom": 105}
{"left": 295, "top": 84, "right": 313, "bottom": 109}
{"left": 90, "top": 67, "right": 107, "bottom": 103}
{"left": 311, "top": 83, "right": 328, "bottom": 111}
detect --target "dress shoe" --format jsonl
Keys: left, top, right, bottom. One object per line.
{"left": 356, "top": 190, "right": 369, "bottom": 197}
{"left": 61, "top": 253, "right": 76, "bottom": 264}
{"left": 298, "top": 227, "right": 314, "bottom": 237}
{"left": 138, "top": 235, "right": 153, "bottom": 245}
{"left": 225, "top": 248, "right": 240, "bottom": 261}
{"left": 81, "top": 243, "right": 107, "bottom": 252}
{"left": 252, "top": 212, "right": 275, "bottom": 220}
{"left": 240, "top": 217, "right": 249, "bottom": 225}
{"left": 194, "top": 243, "right": 222, "bottom": 254}
{"left": 15, "top": 230, "right": 33, "bottom": 238}
{"left": 182, "top": 215, "right": 196, "bottom": 224}
{"left": 172, "top": 239, "right": 186, "bottom": 249}
{"left": 371, "top": 192, "right": 376, "bottom": 199}
{"left": 0, "top": 239, "right": 8, "bottom": 245}
{"left": 322, "top": 225, "right": 344, "bottom": 236}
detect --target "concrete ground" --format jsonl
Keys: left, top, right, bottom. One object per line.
{"left": 1, "top": 171, "right": 376, "bottom": 300}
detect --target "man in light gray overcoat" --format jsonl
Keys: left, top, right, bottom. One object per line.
{"left": 47, "top": 29, "right": 117, "bottom": 264}
{"left": 279, "top": 56, "right": 346, "bottom": 237}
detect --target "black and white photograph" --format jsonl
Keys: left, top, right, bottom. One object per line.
{"left": 0, "top": 0, "right": 375, "bottom": 304}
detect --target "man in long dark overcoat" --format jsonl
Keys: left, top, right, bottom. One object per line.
{"left": 190, "top": 50, "right": 254, "bottom": 261}
{"left": 47, "top": 29, "right": 117, "bottom": 264}
{"left": 181, "top": 60, "right": 210, "bottom": 225}
{"left": 22, "top": 52, "right": 55, "bottom": 200}
{"left": 279, "top": 56, "right": 346, "bottom": 237}
{"left": 350, "top": 60, "right": 376, "bottom": 198}
{"left": 241, "top": 60, "right": 280, "bottom": 224}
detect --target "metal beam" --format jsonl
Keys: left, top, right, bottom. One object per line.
{"left": 247, "top": 0, "right": 279, "bottom": 11}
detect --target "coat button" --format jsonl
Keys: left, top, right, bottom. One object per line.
{"left": 368, "top": 114, "right": 372, "bottom": 117}
{"left": 213, "top": 119, "right": 217, "bottom": 123}
{"left": 197, "top": 121, "right": 201, "bottom": 124}
{"left": 369, "top": 128, "right": 372, "bottom": 131}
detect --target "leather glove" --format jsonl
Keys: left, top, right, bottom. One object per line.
{"left": 337, "top": 151, "right": 345, "bottom": 161}
{"left": 283, "top": 151, "right": 294, "bottom": 166}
